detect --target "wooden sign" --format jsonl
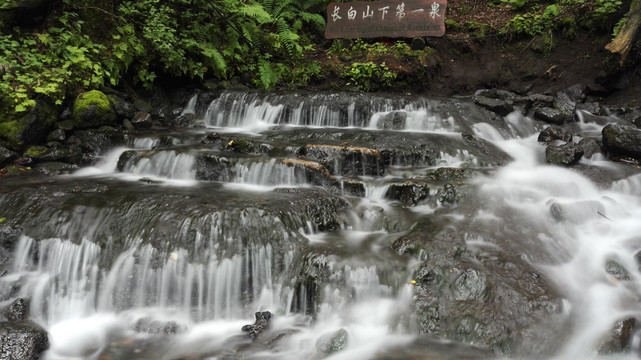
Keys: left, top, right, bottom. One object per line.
{"left": 325, "top": 0, "right": 447, "bottom": 39}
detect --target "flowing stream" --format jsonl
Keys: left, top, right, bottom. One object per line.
{"left": 1, "top": 91, "right": 640, "bottom": 360}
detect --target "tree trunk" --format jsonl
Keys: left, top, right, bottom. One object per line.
{"left": 606, "top": 0, "right": 641, "bottom": 65}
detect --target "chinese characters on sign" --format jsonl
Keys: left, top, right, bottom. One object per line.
{"left": 325, "top": 0, "right": 447, "bottom": 39}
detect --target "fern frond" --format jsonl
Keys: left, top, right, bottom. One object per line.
{"left": 202, "top": 47, "right": 227, "bottom": 76}
{"left": 300, "top": 12, "right": 326, "bottom": 29}
{"left": 258, "top": 60, "right": 278, "bottom": 88}
{"left": 240, "top": 4, "right": 272, "bottom": 23}
{"left": 272, "top": 0, "right": 296, "bottom": 17}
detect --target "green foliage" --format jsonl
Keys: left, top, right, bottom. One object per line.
{"left": 0, "top": 0, "right": 329, "bottom": 114}
{"left": 340, "top": 62, "right": 397, "bottom": 91}
{"left": 0, "top": 10, "right": 108, "bottom": 112}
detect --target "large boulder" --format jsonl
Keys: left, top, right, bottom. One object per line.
{"left": 545, "top": 142, "right": 584, "bottom": 166}
{"left": 69, "top": 90, "right": 117, "bottom": 129}
{"left": 0, "top": 321, "right": 49, "bottom": 360}
{"left": 473, "top": 89, "right": 516, "bottom": 116}
{"left": 602, "top": 123, "right": 641, "bottom": 160}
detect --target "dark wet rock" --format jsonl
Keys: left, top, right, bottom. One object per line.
{"left": 605, "top": 257, "right": 631, "bottom": 281}
{"left": 377, "top": 111, "right": 407, "bottom": 130}
{"left": 599, "top": 318, "right": 636, "bottom": 354}
{"left": 561, "top": 84, "right": 586, "bottom": 104}
{"left": 537, "top": 126, "right": 573, "bottom": 143}
{"left": 514, "top": 94, "right": 554, "bottom": 112}
{"left": 0, "top": 148, "right": 15, "bottom": 166}
{"left": 201, "top": 132, "right": 221, "bottom": 144}
{"left": 226, "top": 138, "right": 256, "bottom": 153}
{"left": 131, "top": 111, "right": 154, "bottom": 129}
{"left": 554, "top": 91, "right": 577, "bottom": 118}
{"left": 282, "top": 158, "right": 365, "bottom": 196}
{"left": 46, "top": 129, "right": 65, "bottom": 143}
{"left": 194, "top": 153, "right": 232, "bottom": 181}
{"left": 427, "top": 167, "right": 480, "bottom": 181}
{"left": 602, "top": 124, "right": 641, "bottom": 160}
{"left": 0, "top": 321, "right": 49, "bottom": 360}
{"left": 386, "top": 182, "right": 429, "bottom": 206}
{"left": 545, "top": 142, "right": 584, "bottom": 165}
{"left": 315, "top": 328, "right": 348, "bottom": 355}
{"left": 577, "top": 137, "right": 602, "bottom": 159}
{"left": 473, "top": 89, "right": 516, "bottom": 116}
{"left": 34, "top": 162, "right": 78, "bottom": 176}
{"left": 577, "top": 102, "right": 603, "bottom": 116}
{"left": 242, "top": 311, "right": 272, "bottom": 339}
{"left": 437, "top": 184, "right": 458, "bottom": 205}
{"left": 372, "top": 336, "right": 495, "bottom": 360}
{"left": 134, "top": 318, "right": 185, "bottom": 335}
{"left": 549, "top": 200, "right": 606, "bottom": 223}
{"left": 0, "top": 99, "right": 56, "bottom": 151}
{"left": 133, "top": 99, "right": 153, "bottom": 113}
{"left": 108, "top": 94, "right": 135, "bottom": 119}
{"left": 534, "top": 107, "right": 570, "bottom": 124}
{"left": 171, "top": 113, "right": 199, "bottom": 128}
{"left": 71, "top": 128, "right": 128, "bottom": 155}
{"left": 303, "top": 144, "right": 385, "bottom": 177}
{"left": 393, "top": 210, "right": 560, "bottom": 356}
{"left": 4, "top": 298, "right": 29, "bottom": 322}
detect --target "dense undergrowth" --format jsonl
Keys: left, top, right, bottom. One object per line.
{"left": 0, "top": 0, "right": 631, "bottom": 116}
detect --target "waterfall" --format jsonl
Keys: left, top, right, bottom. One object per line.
{"left": 1, "top": 90, "right": 639, "bottom": 360}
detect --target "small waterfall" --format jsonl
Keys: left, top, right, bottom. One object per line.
{"left": 120, "top": 150, "right": 197, "bottom": 180}
{"left": 231, "top": 158, "right": 307, "bottom": 186}
{"left": 11, "top": 237, "right": 286, "bottom": 325}
{"left": 181, "top": 94, "right": 198, "bottom": 115}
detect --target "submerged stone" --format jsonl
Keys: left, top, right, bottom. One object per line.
{"left": 242, "top": 311, "right": 272, "bottom": 339}
{"left": 315, "top": 328, "right": 348, "bottom": 354}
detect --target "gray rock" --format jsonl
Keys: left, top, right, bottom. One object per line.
{"left": 46, "top": 129, "right": 65, "bottom": 142}
{"left": 534, "top": 107, "right": 570, "bottom": 124}
{"left": 554, "top": 91, "right": 577, "bottom": 118}
{"left": 315, "top": 328, "right": 348, "bottom": 354}
{"left": 0, "top": 321, "right": 49, "bottom": 360}
{"left": 242, "top": 311, "right": 272, "bottom": 339}
{"left": 131, "top": 111, "right": 154, "bottom": 129}
{"left": 4, "top": 299, "right": 28, "bottom": 322}
{"left": 473, "top": 89, "right": 516, "bottom": 116}
{"left": 194, "top": 153, "right": 232, "bottom": 181}
{"left": 0, "top": 148, "right": 15, "bottom": 166}
{"left": 602, "top": 124, "right": 641, "bottom": 160}
{"left": 537, "top": 126, "right": 572, "bottom": 143}
{"left": 386, "top": 182, "right": 429, "bottom": 206}
{"left": 545, "top": 142, "right": 584, "bottom": 165}
{"left": 577, "top": 137, "right": 602, "bottom": 159}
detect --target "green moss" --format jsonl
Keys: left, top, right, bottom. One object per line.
{"left": 71, "top": 90, "right": 116, "bottom": 129}
{"left": 445, "top": 19, "right": 463, "bottom": 32}
{"left": 23, "top": 145, "right": 48, "bottom": 157}
{"left": 0, "top": 120, "right": 22, "bottom": 149}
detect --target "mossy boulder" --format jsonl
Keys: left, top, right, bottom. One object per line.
{"left": 70, "top": 90, "right": 117, "bottom": 129}
{"left": 0, "top": 100, "right": 56, "bottom": 151}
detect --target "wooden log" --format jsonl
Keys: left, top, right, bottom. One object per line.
{"left": 605, "top": 0, "right": 641, "bottom": 64}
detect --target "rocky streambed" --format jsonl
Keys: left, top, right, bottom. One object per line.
{"left": 1, "top": 87, "right": 641, "bottom": 360}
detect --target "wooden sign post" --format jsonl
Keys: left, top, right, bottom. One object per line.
{"left": 325, "top": 0, "right": 447, "bottom": 39}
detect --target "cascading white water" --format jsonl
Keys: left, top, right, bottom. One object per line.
{"left": 4, "top": 91, "right": 641, "bottom": 360}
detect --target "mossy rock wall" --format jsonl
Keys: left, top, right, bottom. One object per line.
{"left": 0, "top": 100, "right": 56, "bottom": 152}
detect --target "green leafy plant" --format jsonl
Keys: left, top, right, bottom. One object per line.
{"left": 340, "top": 62, "right": 397, "bottom": 91}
